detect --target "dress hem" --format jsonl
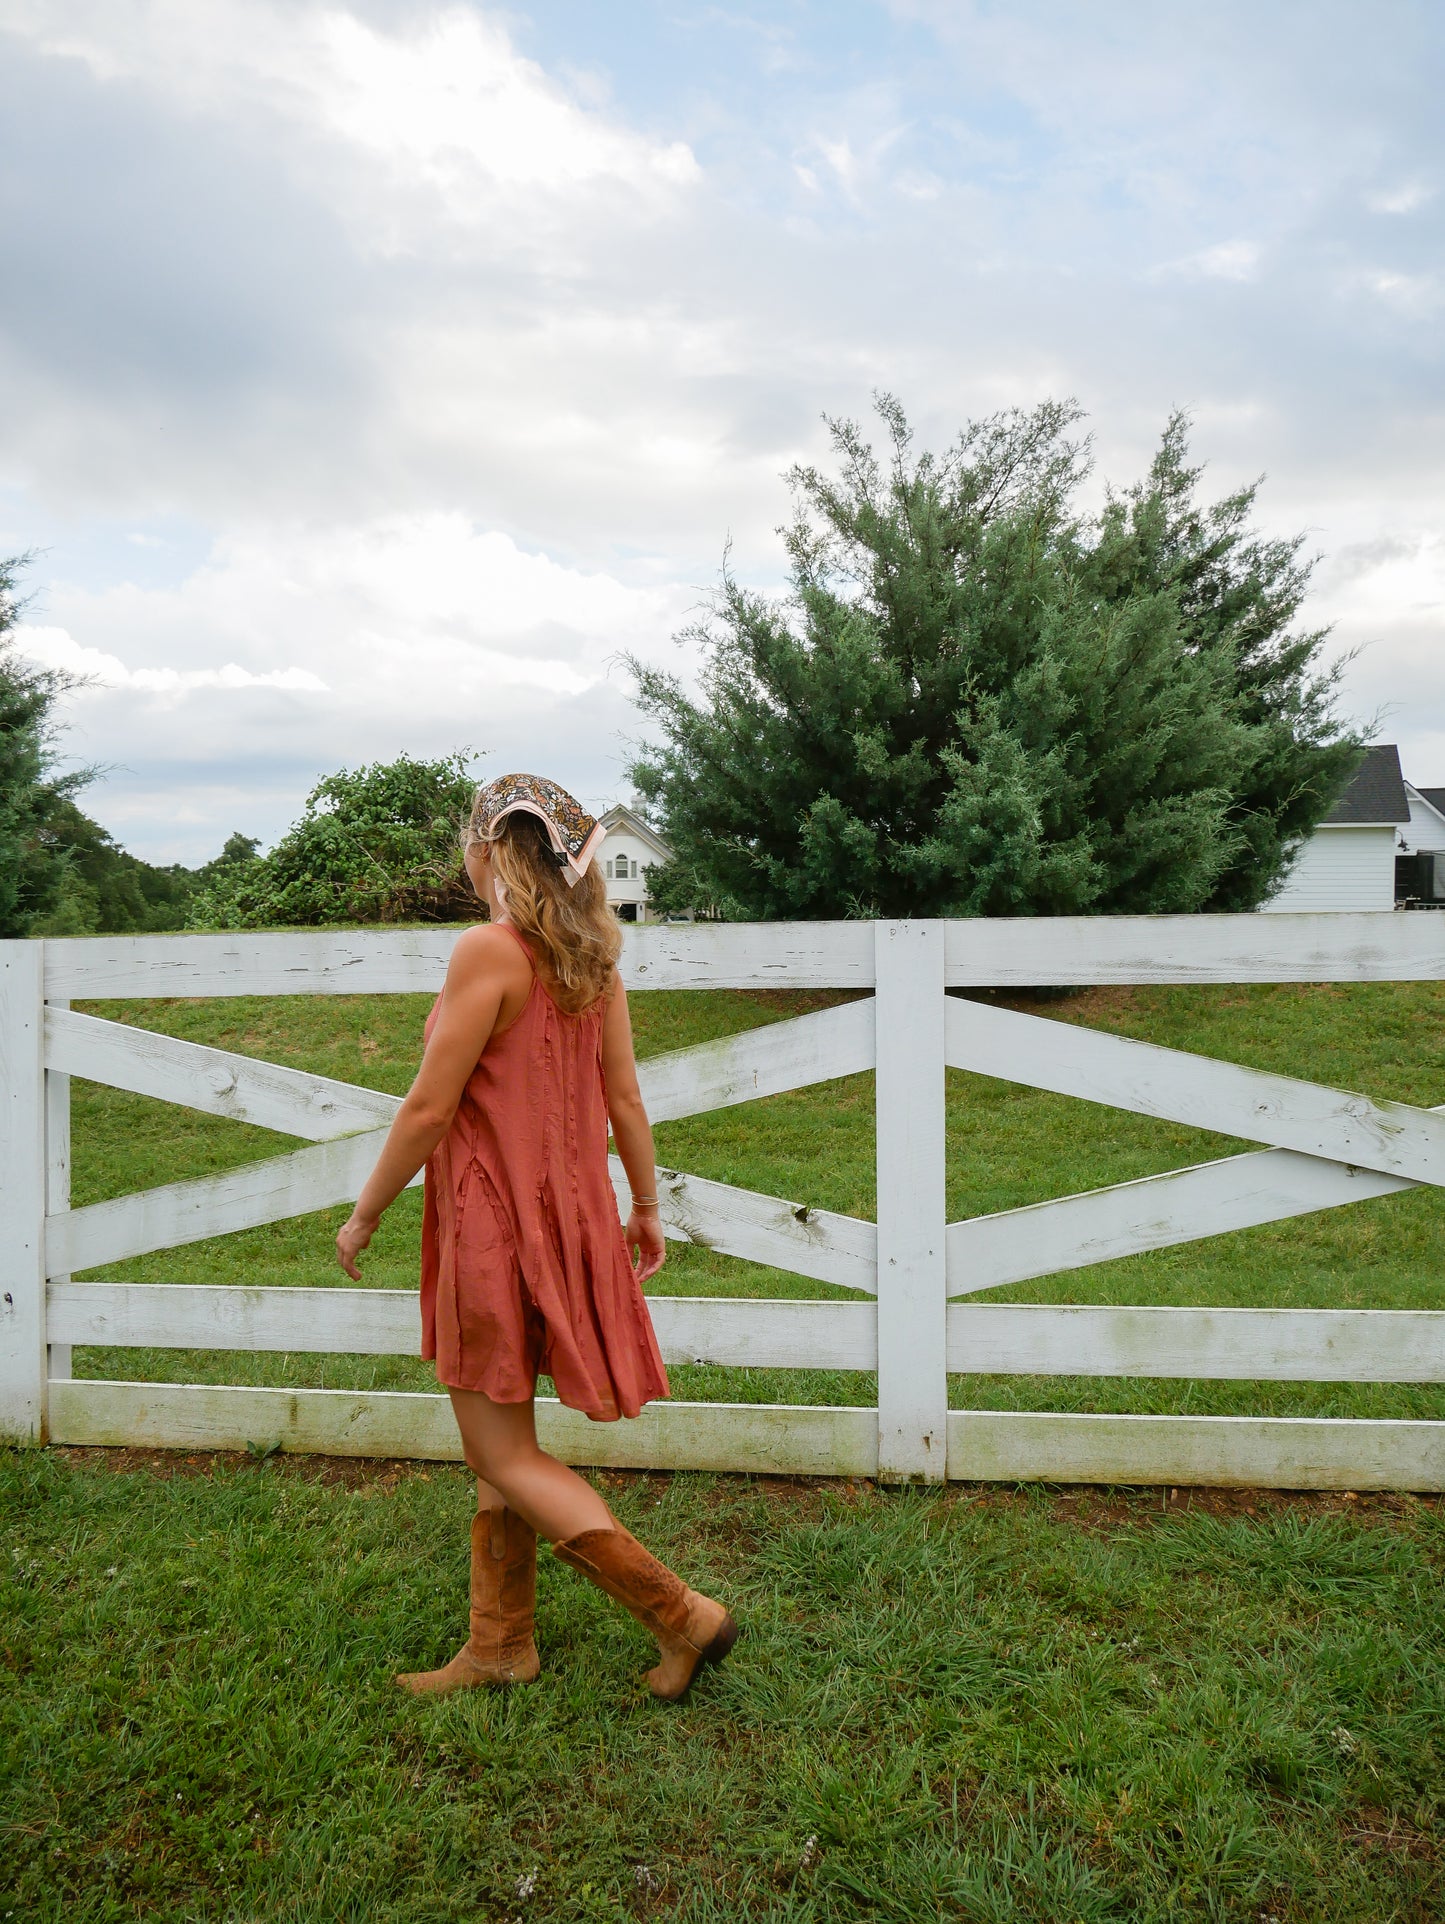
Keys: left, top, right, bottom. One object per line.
{"left": 431, "top": 1363, "right": 670, "bottom": 1425}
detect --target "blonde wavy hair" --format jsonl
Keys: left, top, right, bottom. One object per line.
{"left": 465, "top": 803, "right": 621, "bottom": 1015}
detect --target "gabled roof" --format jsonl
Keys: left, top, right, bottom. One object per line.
{"left": 1323, "top": 744, "right": 1410, "bottom": 826}
{"left": 598, "top": 802, "right": 673, "bottom": 862}
{"left": 1415, "top": 787, "right": 1445, "bottom": 821}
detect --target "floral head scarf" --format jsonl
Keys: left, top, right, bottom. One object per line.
{"left": 469, "top": 772, "right": 606, "bottom": 888}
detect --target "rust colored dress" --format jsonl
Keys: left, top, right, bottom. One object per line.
{"left": 419, "top": 921, "right": 670, "bottom": 1422}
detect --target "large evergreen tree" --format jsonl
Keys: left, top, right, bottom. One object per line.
{"left": 0, "top": 554, "right": 92, "bottom": 937}
{"left": 627, "top": 399, "right": 1360, "bottom": 921}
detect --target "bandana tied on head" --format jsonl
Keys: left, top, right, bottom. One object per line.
{"left": 471, "top": 773, "right": 606, "bottom": 888}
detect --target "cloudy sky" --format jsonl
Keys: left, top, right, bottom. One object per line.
{"left": 2, "top": 0, "right": 1441, "bottom": 863}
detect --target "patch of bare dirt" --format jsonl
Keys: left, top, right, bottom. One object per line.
{"left": 45, "top": 1449, "right": 1442, "bottom": 1528}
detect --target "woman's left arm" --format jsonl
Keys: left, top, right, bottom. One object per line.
{"left": 335, "top": 926, "right": 514, "bottom": 1279}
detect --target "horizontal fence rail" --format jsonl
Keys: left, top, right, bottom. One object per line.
{"left": 4, "top": 913, "right": 1444, "bottom": 1488}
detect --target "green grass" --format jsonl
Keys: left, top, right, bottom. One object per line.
{"left": 14, "top": 978, "right": 1445, "bottom": 1918}
{"left": 65, "top": 980, "right": 1445, "bottom": 1420}
{"left": 5, "top": 1452, "right": 1445, "bottom": 1921}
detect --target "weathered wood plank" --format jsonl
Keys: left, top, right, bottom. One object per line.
{"left": 874, "top": 922, "right": 948, "bottom": 1481}
{"left": 621, "top": 921, "right": 875, "bottom": 990}
{"left": 41, "top": 914, "right": 1445, "bottom": 1001}
{"left": 44, "top": 929, "right": 461, "bottom": 999}
{"left": 48, "top": 1129, "right": 403, "bottom": 1275}
{"left": 0, "top": 942, "right": 47, "bottom": 1442}
{"left": 638, "top": 997, "right": 874, "bottom": 1123}
{"left": 47, "top": 1282, "right": 421, "bottom": 1353}
{"left": 649, "top": 1295, "right": 875, "bottom": 1368}
{"left": 47, "top": 1283, "right": 878, "bottom": 1369}
{"left": 946, "top": 1408, "right": 1445, "bottom": 1490}
{"left": 47, "top": 1379, "right": 879, "bottom": 1475}
{"left": 46, "top": 998, "right": 72, "bottom": 1383}
{"left": 945, "top": 996, "right": 1445, "bottom": 1187}
{"left": 43, "top": 922, "right": 877, "bottom": 998}
{"left": 944, "top": 1142, "right": 1428, "bottom": 1298}
{"left": 945, "top": 1304, "right": 1445, "bottom": 1382}
{"left": 944, "top": 911, "right": 1445, "bottom": 987}
{"left": 613, "top": 1160, "right": 877, "bottom": 1295}
{"left": 45, "top": 1005, "right": 401, "bottom": 1139}
{"left": 52, "top": 1284, "right": 1441, "bottom": 1385}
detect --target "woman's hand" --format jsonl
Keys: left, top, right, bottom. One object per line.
{"left": 626, "top": 1205, "right": 666, "bottom": 1284}
{"left": 336, "top": 1213, "right": 379, "bottom": 1281}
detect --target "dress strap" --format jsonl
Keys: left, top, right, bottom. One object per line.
{"left": 495, "top": 918, "right": 535, "bottom": 968}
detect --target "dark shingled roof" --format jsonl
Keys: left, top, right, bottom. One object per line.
{"left": 1416, "top": 788, "right": 1445, "bottom": 821}
{"left": 1324, "top": 744, "right": 1410, "bottom": 825}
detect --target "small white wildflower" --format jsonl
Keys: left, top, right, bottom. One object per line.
{"left": 1331, "top": 1726, "right": 1357, "bottom": 1756}
{"left": 514, "top": 1868, "right": 538, "bottom": 1900}
{"left": 105, "top": 1566, "right": 118, "bottom": 1577}
{"left": 633, "top": 1865, "right": 660, "bottom": 1892}
{"left": 799, "top": 1834, "right": 820, "bottom": 1870}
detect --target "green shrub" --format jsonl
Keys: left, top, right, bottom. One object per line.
{"left": 189, "top": 752, "right": 482, "bottom": 928}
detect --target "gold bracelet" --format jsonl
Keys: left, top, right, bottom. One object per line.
{"left": 632, "top": 1194, "right": 660, "bottom": 1205}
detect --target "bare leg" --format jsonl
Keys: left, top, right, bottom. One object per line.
{"left": 447, "top": 1388, "right": 616, "bottom": 1542}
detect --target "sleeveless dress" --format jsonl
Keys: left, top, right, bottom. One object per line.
{"left": 419, "top": 921, "right": 670, "bottom": 1423}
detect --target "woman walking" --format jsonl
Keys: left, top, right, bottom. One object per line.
{"left": 335, "top": 773, "right": 738, "bottom": 1701}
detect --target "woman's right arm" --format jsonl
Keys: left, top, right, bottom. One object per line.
{"left": 600, "top": 976, "right": 666, "bottom": 1283}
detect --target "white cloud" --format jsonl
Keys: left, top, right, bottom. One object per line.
{"left": 17, "top": 626, "right": 328, "bottom": 696}
{"left": 7, "top": 0, "right": 699, "bottom": 257}
{"left": 1367, "top": 181, "right": 1432, "bottom": 214}
{"left": 312, "top": 9, "right": 698, "bottom": 194}
{"left": 1152, "top": 240, "right": 1261, "bottom": 283}
{"left": 1359, "top": 269, "right": 1441, "bottom": 315}
{"left": 3, "top": 0, "right": 1444, "bottom": 857}
{"left": 16, "top": 513, "right": 698, "bottom": 856}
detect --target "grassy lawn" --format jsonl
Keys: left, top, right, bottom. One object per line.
{"left": 63, "top": 978, "right": 1445, "bottom": 1420}
{"left": 4, "top": 1450, "right": 1443, "bottom": 1921}
{"left": 8, "top": 976, "right": 1445, "bottom": 1917}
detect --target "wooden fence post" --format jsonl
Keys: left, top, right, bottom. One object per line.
{"left": 0, "top": 942, "right": 48, "bottom": 1443}
{"left": 47, "top": 997, "right": 72, "bottom": 1382}
{"left": 874, "top": 920, "right": 948, "bottom": 1482}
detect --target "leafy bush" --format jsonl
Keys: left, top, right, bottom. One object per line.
{"left": 189, "top": 753, "right": 481, "bottom": 928}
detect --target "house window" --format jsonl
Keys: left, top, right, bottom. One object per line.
{"left": 630, "top": 859, "right": 638, "bottom": 878}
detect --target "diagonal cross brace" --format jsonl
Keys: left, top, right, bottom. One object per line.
{"left": 945, "top": 996, "right": 1445, "bottom": 1189}
{"left": 46, "top": 998, "right": 873, "bottom": 1137}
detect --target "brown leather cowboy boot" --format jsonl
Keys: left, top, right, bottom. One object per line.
{"left": 396, "top": 1503, "right": 541, "bottom": 1694}
{"left": 552, "top": 1522, "right": 739, "bottom": 1701}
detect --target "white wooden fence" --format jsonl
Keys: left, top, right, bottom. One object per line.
{"left": 3, "top": 913, "right": 1445, "bottom": 1488}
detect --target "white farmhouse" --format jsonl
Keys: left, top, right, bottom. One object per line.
{"left": 1260, "top": 744, "right": 1410, "bottom": 912}
{"left": 597, "top": 802, "right": 674, "bottom": 923}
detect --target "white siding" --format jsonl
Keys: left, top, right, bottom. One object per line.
{"left": 1402, "top": 791, "right": 1445, "bottom": 854}
{"left": 1260, "top": 826, "right": 1398, "bottom": 913}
